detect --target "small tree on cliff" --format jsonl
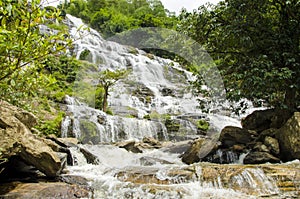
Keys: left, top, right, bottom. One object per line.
{"left": 97, "top": 69, "right": 129, "bottom": 112}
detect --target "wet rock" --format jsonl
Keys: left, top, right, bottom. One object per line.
{"left": 243, "top": 152, "right": 280, "bottom": 164}
{"left": 0, "top": 182, "right": 93, "bottom": 199}
{"left": 181, "top": 138, "right": 218, "bottom": 164}
{"left": 241, "top": 109, "right": 292, "bottom": 132}
{"left": 161, "top": 87, "right": 174, "bottom": 97}
{"left": 0, "top": 100, "right": 66, "bottom": 177}
{"left": 181, "top": 138, "right": 205, "bottom": 164}
{"left": 117, "top": 140, "right": 143, "bottom": 153}
{"left": 276, "top": 112, "right": 300, "bottom": 161}
{"left": 59, "top": 175, "right": 90, "bottom": 186}
{"left": 142, "top": 137, "right": 162, "bottom": 148}
{"left": 257, "top": 128, "right": 277, "bottom": 141}
{"left": 219, "top": 126, "right": 253, "bottom": 148}
{"left": 139, "top": 156, "right": 173, "bottom": 166}
{"left": 253, "top": 142, "right": 270, "bottom": 153}
{"left": 264, "top": 136, "right": 280, "bottom": 156}
{"left": 162, "top": 140, "right": 192, "bottom": 154}
{"left": 79, "top": 147, "right": 100, "bottom": 164}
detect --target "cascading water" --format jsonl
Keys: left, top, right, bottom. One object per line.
{"left": 59, "top": 15, "right": 296, "bottom": 198}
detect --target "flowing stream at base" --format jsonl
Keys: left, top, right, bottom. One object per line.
{"left": 60, "top": 15, "right": 299, "bottom": 198}
{"left": 65, "top": 144, "right": 294, "bottom": 199}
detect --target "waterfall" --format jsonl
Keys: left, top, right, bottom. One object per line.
{"left": 57, "top": 15, "right": 298, "bottom": 199}
{"left": 62, "top": 14, "right": 235, "bottom": 143}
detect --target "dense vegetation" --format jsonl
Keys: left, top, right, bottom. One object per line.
{"left": 0, "top": 0, "right": 299, "bottom": 137}
{"left": 178, "top": 0, "right": 300, "bottom": 111}
{"left": 61, "top": 0, "right": 178, "bottom": 38}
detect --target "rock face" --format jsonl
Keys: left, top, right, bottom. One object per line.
{"left": 276, "top": 112, "right": 300, "bottom": 161}
{"left": 0, "top": 100, "right": 63, "bottom": 177}
{"left": 219, "top": 126, "right": 253, "bottom": 147}
{"left": 241, "top": 109, "right": 292, "bottom": 132}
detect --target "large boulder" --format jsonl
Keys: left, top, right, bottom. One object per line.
{"left": 219, "top": 126, "right": 253, "bottom": 148}
{"left": 181, "top": 137, "right": 218, "bottom": 164}
{"left": 0, "top": 100, "right": 64, "bottom": 177}
{"left": 241, "top": 109, "right": 292, "bottom": 132}
{"left": 276, "top": 112, "right": 300, "bottom": 161}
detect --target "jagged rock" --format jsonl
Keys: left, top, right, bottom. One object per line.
{"left": 117, "top": 140, "right": 143, "bottom": 153}
{"left": 181, "top": 138, "right": 218, "bottom": 164}
{"left": 181, "top": 138, "right": 205, "bottom": 164}
{"left": 0, "top": 101, "right": 38, "bottom": 129}
{"left": 142, "top": 137, "right": 162, "bottom": 148}
{"left": 264, "top": 136, "right": 280, "bottom": 156}
{"left": 243, "top": 152, "right": 280, "bottom": 164}
{"left": 139, "top": 156, "right": 173, "bottom": 166}
{"left": 276, "top": 112, "right": 300, "bottom": 161}
{"left": 59, "top": 175, "right": 90, "bottom": 186}
{"left": 241, "top": 109, "right": 292, "bottom": 132}
{"left": 0, "top": 182, "right": 93, "bottom": 199}
{"left": 219, "top": 126, "right": 253, "bottom": 148}
{"left": 257, "top": 128, "right": 277, "bottom": 141}
{"left": 0, "top": 100, "right": 63, "bottom": 177}
{"left": 79, "top": 147, "right": 100, "bottom": 164}
{"left": 253, "top": 142, "right": 270, "bottom": 153}
{"left": 162, "top": 140, "right": 192, "bottom": 154}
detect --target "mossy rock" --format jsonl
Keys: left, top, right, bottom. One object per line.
{"left": 79, "top": 120, "right": 100, "bottom": 144}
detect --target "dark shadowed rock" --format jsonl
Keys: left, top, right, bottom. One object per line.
{"left": 79, "top": 147, "right": 100, "bottom": 164}
{"left": 219, "top": 126, "right": 253, "bottom": 148}
{"left": 243, "top": 152, "right": 280, "bottom": 164}
{"left": 241, "top": 109, "right": 292, "bottom": 132}
{"left": 181, "top": 137, "right": 219, "bottom": 164}
{"left": 276, "top": 112, "right": 300, "bottom": 161}
{"left": 117, "top": 140, "right": 143, "bottom": 153}
{"left": 264, "top": 136, "right": 280, "bottom": 156}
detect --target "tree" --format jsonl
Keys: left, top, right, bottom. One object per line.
{"left": 0, "top": 0, "right": 71, "bottom": 105}
{"left": 179, "top": 0, "right": 300, "bottom": 111}
{"left": 97, "top": 69, "right": 128, "bottom": 112}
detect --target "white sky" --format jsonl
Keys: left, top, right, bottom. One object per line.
{"left": 44, "top": 0, "right": 221, "bottom": 14}
{"left": 160, "top": 0, "right": 221, "bottom": 14}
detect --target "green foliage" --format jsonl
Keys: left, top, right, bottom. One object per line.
{"left": 179, "top": 0, "right": 300, "bottom": 111}
{"left": 62, "top": 0, "right": 178, "bottom": 38}
{"left": 0, "top": 0, "right": 71, "bottom": 106}
{"left": 35, "top": 111, "right": 65, "bottom": 136}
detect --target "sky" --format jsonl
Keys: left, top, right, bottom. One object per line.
{"left": 44, "top": 0, "right": 221, "bottom": 14}
{"left": 160, "top": 0, "right": 221, "bottom": 14}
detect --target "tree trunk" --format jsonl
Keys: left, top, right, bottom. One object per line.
{"left": 284, "top": 87, "right": 296, "bottom": 111}
{"left": 102, "top": 86, "right": 109, "bottom": 113}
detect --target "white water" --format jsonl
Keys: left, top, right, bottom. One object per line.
{"left": 60, "top": 15, "right": 282, "bottom": 198}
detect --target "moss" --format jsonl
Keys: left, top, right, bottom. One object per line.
{"left": 79, "top": 119, "right": 100, "bottom": 144}
{"left": 165, "top": 118, "right": 180, "bottom": 132}
{"left": 196, "top": 119, "right": 210, "bottom": 131}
